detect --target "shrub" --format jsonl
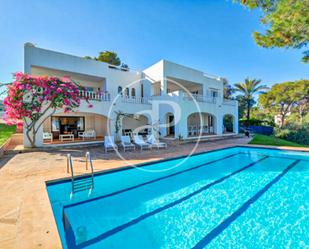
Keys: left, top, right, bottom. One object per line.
{"left": 275, "top": 124, "right": 309, "bottom": 145}
{"left": 239, "top": 118, "right": 275, "bottom": 127}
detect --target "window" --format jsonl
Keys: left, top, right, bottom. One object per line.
{"left": 141, "top": 83, "right": 144, "bottom": 97}
{"left": 125, "top": 88, "right": 129, "bottom": 96}
{"left": 118, "top": 86, "right": 123, "bottom": 95}
{"left": 131, "top": 88, "right": 136, "bottom": 97}
{"left": 211, "top": 90, "right": 218, "bottom": 98}
{"left": 51, "top": 117, "right": 60, "bottom": 132}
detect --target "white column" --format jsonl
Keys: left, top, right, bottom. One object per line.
{"left": 216, "top": 114, "right": 223, "bottom": 135}
{"left": 177, "top": 114, "right": 188, "bottom": 139}
{"left": 235, "top": 103, "right": 239, "bottom": 133}
{"left": 160, "top": 77, "right": 167, "bottom": 95}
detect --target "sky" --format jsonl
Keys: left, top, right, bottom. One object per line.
{"left": 0, "top": 0, "right": 308, "bottom": 88}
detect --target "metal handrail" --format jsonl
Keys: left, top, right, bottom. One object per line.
{"left": 86, "top": 152, "right": 94, "bottom": 190}
{"left": 67, "top": 152, "right": 94, "bottom": 196}
{"left": 67, "top": 154, "right": 74, "bottom": 194}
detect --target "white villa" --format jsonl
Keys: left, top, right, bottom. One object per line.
{"left": 23, "top": 43, "right": 238, "bottom": 147}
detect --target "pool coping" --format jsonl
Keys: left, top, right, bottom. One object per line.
{"left": 45, "top": 144, "right": 309, "bottom": 186}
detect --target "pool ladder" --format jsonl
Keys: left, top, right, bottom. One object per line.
{"left": 67, "top": 152, "right": 94, "bottom": 196}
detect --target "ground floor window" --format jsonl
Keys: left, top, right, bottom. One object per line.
{"left": 51, "top": 116, "right": 85, "bottom": 138}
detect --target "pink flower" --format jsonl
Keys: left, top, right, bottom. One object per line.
{"left": 3, "top": 73, "right": 91, "bottom": 127}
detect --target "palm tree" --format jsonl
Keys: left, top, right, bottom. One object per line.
{"left": 234, "top": 78, "right": 268, "bottom": 126}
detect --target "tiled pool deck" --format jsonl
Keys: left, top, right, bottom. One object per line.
{"left": 1, "top": 137, "right": 308, "bottom": 249}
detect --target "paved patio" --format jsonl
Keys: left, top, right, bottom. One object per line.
{"left": 1, "top": 136, "right": 307, "bottom": 249}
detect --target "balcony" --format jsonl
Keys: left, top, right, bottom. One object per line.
{"left": 183, "top": 93, "right": 217, "bottom": 104}
{"left": 121, "top": 96, "right": 150, "bottom": 105}
{"left": 222, "top": 99, "right": 237, "bottom": 106}
{"left": 79, "top": 90, "right": 111, "bottom": 101}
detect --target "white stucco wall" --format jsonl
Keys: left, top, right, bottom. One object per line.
{"left": 23, "top": 44, "right": 238, "bottom": 147}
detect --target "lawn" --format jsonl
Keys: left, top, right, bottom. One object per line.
{"left": 0, "top": 123, "right": 16, "bottom": 146}
{"left": 249, "top": 134, "right": 306, "bottom": 147}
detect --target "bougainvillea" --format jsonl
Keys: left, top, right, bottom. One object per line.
{"left": 3, "top": 72, "right": 83, "bottom": 147}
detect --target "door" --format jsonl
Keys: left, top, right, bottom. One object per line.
{"left": 168, "top": 115, "right": 175, "bottom": 136}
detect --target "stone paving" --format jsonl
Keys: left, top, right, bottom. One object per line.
{"left": 1, "top": 136, "right": 308, "bottom": 249}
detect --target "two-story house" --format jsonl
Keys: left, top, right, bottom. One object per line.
{"left": 23, "top": 43, "right": 238, "bottom": 147}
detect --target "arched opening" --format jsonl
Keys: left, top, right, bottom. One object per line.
{"left": 165, "top": 112, "right": 175, "bottom": 137}
{"left": 223, "top": 114, "right": 235, "bottom": 133}
{"left": 187, "top": 112, "right": 216, "bottom": 137}
{"left": 131, "top": 88, "right": 136, "bottom": 98}
{"left": 118, "top": 86, "right": 123, "bottom": 95}
{"left": 122, "top": 114, "right": 150, "bottom": 137}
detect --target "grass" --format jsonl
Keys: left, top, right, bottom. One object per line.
{"left": 0, "top": 123, "right": 16, "bottom": 146}
{"left": 249, "top": 134, "right": 306, "bottom": 147}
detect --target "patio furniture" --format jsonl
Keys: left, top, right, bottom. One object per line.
{"left": 192, "top": 126, "right": 198, "bottom": 136}
{"left": 146, "top": 135, "right": 167, "bottom": 149}
{"left": 202, "top": 125, "right": 208, "bottom": 134}
{"left": 78, "top": 130, "right": 96, "bottom": 140}
{"left": 43, "top": 132, "right": 53, "bottom": 142}
{"left": 60, "top": 134, "right": 74, "bottom": 142}
{"left": 120, "top": 136, "right": 136, "bottom": 152}
{"left": 188, "top": 126, "right": 198, "bottom": 136}
{"left": 104, "top": 136, "right": 118, "bottom": 153}
{"left": 133, "top": 135, "right": 151, "bottom": 151}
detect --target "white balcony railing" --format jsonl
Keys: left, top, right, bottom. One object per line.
{"left": 183, "top": 93, "right": 217, "bottom": 104}
{"left": 223, "top": 99, "right": 237, "bottom": 106}
{"left": 79, "top": 90, "right": 111, "bottom": 101}
{"left": 121, "top": 96, "right": 150, "bottom": 105}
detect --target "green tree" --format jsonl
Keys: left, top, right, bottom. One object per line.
{"left": 234, "top": 78, "right": 268, "bottom": 126}
{"left": 222, "top": 78, "right": 234, "bottom": 99}
{"left": 293, "top": 80, "right": 309, "bottom": 123}
{"left": 237, "top": 0, "right": 309, "bottom": 62}
{"left": 85, "top": 51, "right": 122, "bottom": 66}
{"left": 259, "top": 80, "right": 309, "bottom": 127}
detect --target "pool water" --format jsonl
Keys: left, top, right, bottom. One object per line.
{"left": 46, "top": 146, "right": 309, "bottom": 249}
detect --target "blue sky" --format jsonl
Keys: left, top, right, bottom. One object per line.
{"left": 0, "top": 0, "right": 308, "bottom": 87}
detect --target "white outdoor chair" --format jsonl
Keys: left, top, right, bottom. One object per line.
{"left": 146, "top": 135, "right": 167, "bottom": 149}
{"left": 202, "top": 125, "right": 208, "bottom": 134}
{"left": 78, "top": 130, "right": 96, "bottom": 140}
{"left": 104, "top": 136, "right": 118, "bottom": 153}
{"left": 120, "top": 136, "right": 135, "bottom": 152}
{"left": 43, "top": 132, "right": 53, "bottom": 142}
{"left": 191, "top": 126, "right": 198, "bottom": 136}
{"left": 133, "top": 135, "right": 151, "bottom": 151}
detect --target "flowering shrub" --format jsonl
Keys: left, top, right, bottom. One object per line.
{"left": 3, "top": 72, "right": 83, "bottom": 147}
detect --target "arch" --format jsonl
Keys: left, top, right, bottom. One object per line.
{"left": 118, "top": 86, "right": 123, "bottom": 95}
{"left": 223, "top": 114, "right": 235, "bottom": 133}
{"left": 131, "top": 88, "right": 136, "bottom": 98}
{"left": 187, "top": 112, "right": 217, "bottom": 136}
{"left": 165, "top": 112, "right": 175, "bottom": 137}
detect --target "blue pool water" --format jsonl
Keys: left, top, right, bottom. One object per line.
{"left": 46, "top": 146, "right": 309, "bottom": 249}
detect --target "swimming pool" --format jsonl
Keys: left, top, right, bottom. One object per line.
{"left": 46, "top": 146, "right": 309, "bottom": 249}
